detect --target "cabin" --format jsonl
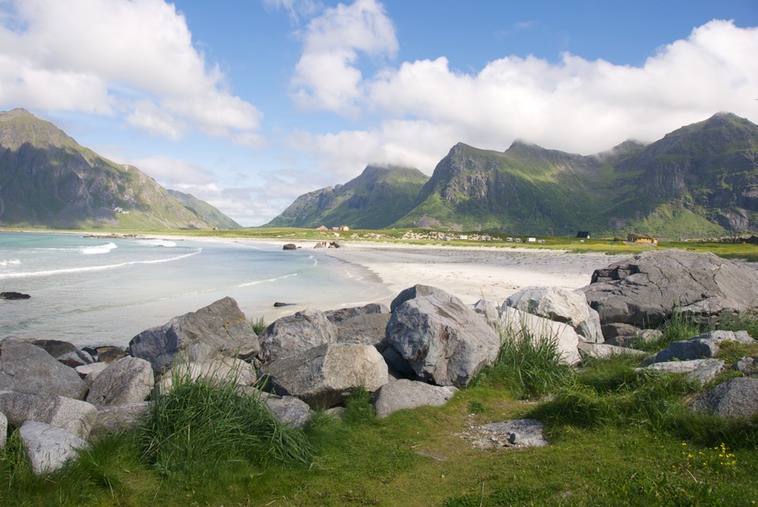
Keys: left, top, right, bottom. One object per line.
{"left": 576, "top": 231, "right": 590, "bottom": 239}
{"left": 627, "top": 233, "right": 658, "bottom": 245}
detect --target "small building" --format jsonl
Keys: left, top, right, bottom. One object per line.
{"left": 340, "top": 225, "right": 350, "bottom": 231}
{"left": 576, "top": 231, "right": 590, "bottom": 239}
{"left": 316, "top": 225, "right": 328, "bottom": 231}
{"left": 627, "top": 233, "right": 658, "bottom": 245}
{"left": 526, "top": 237, "right": 537, "bottom": 243}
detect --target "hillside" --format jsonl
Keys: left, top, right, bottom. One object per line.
{"left": 265, "top": 164, "right": 429, "bottom": 229}
{"left": 0, "top": 109, "right": 238, "bottom": 230}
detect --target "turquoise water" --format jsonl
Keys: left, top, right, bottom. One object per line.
{"left": 0, "top": 232, "right": 390, "bottom": 348}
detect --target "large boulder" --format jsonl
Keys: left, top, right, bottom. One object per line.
{"left": 0, "top": 338, "right": 87, "bottom": 400}
{"left": 128, "top": 297, "right": 259, "bottom": 374}
{"left": 258, "top": 308, "right": 338, "bottom": 363}
{"left": 19, "top": 421, "right": 90, "bottom": 475}
{"left": 86, "top": 356, "right": 155, "bottom": 407}
{"left": 505, "top": 287, "right": 604, "bottom": 343}
{"left": 0, "top": 390, "right": 97, "bottom": 439}
{"left": 641, "top": 330, "right": 754, "bottom": 366}
{"left": 32, "top": 340, "right": 93, "bottom": 368}
{"left": 373, "top": 379, "right": 457, "bottom": 418}
{"left": 326, "top": 304, "right": 391, "bottom": 350}
{"left": 260, "top": 343, "right": 388, "bottom": 409}
{"left": 93, "top": 402, "right": 151, "bottom": 434}
{"left": 577, "top": 342, "right": 647, "bottom": 361}
{"left": 690, "top": 377, "right": 758, "bottom": 418}
{"left": 581, "top": 250, "right": 758, "bottom": 328}
{"left": 639, "top": 359, "right": 726, "bottom": 386}
{"left": 386, "top": 285, "right": 500, "bottom": 387}
{"left": 497, "top": 307, "right": 581, "bottom": 365}
{"left": 264, "top": 395, "right": 313, "bottom": 429}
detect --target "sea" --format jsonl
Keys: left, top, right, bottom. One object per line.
{"left": 0, "top": 231, "right": 391, "bottom": 348}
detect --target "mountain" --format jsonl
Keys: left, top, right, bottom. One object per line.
{"left": 391, "top": 112, "right": 756, "bottom": 237}
{"left": 167, "top": 189, "right": 240, "bottom": 229}
{"left": 265, "top": 164, "right": 429, "bottom": 229}
{"left": 0, "top": 109, "right": 239, "bottom": 230}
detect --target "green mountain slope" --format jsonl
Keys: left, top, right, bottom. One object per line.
{"left": 0, "top": 109, "right": 238, "bottom": 230}
{"left": 265, "top": 165, "right": 429, "bottom": 229}
{"left": 167, "top": 189, "right": 240, "bottom": 229}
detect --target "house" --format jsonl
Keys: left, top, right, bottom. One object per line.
{"left": 576, "top": 231, "right": 590, "bottom": 239}
{"left": 526, "top": 237, "right": 537, "bottom": 243}
{"left": 340, "top": 225, "right": 350, "bottom": 231}
{"left": 627, "top": 233, "right": 658, "bottom": 245}
{"left": 316, "top": 225, "right": 328, "bottom": 231}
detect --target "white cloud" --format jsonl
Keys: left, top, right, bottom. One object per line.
{"left": 291, "top": 0, "right": 397, "bottom": 113}
{"left": 0, "top": 0, "right": 261, "bottom": 141}
{"left": 262, "top": 0, "right": 322, "bottom": 23}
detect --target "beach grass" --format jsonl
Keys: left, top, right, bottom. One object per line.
{"left": 2, "top": 318, "right": 757, "bottom": 505}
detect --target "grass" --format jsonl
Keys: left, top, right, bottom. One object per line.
{"left": 1, "top": 315, "right": 757, "bottom": 505}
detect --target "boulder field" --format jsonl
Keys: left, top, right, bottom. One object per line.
{"left": 0, "top": 249, "right": 755, "bottom": 474}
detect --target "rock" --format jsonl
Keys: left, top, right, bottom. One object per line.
{"left": 32, "top": 340, "right": 93, "bottom": 368}
{"left": 505, "top": 287, "right": 604, "bottom": 343}
{"left": 639, "top": 359, "right": 726, "bottom": 385}
{"left": 86, "top": 357, "right": 154, "bottom": 407}
{"left": 129, "top": 297, "right": 260, "bottom": 374}
{"left": 497, "top": 307, "right": 581, "bottom": 365}
{"left": 641, "top": 330, "right": 754, "bottom": 366}
{"left": 264, "top": 395, "right": 313, "bottom": 429}
{"left": 734, "top": 357, "right": 756, "bottom": 376}
{"left": 582, "top": 250, "right": 758, "bottom": 328}
{"left": 258, "top": 308, "right": 337, "bottom": 363}
{"left": 0, "top": 338, "right": 87, "bottom": 400}
{"left": 604, "top": 325, "right": 663, "bottom": 347}
{"left": 577, "top": 342, "right": 647, "bottom": 360}
{"left": 382, "top": 346, "right": 415, "bottom": 379}
{"left": 273, "top": 302, "right": 295, "bottom": 307}
{"left": 690, "top": 377, "right": 758, "bottom": 418}
{"left": 158, "top": 358, "right": 256, "bottom": 394}
{"left": 472, "top": 299, "right": 499, "bottom": 326}
{"left": 460, "top": 419, "right": 548, "bottom": 450}
{"left": 0, "top": 390, "right": 97, "bottom": 439}
{"left": 326, "top": 304, "right": 390, "bottom": 350}
{"left": 386, "top": 285, "right": 500, "bottom": 387}
{"left": 19, "top": 421, "right": 90, "bottom": 475}
{"left": 82, "top": 345, "right": 127, "bottom": 363}
{"left": 373, "top": 379, "right": 457, "bottom": 418}
{"left": 76, "top": 362, "right": 109, "bottom": 383}
{"left": 260, "top": 343, "right": 388, "bottom": 409}
{"left": 282, "top": 243, "right": 298, "bottom": 250}
{"left": 0, "top": 411, "right": 6, "bottom": 449}
{"left": 0, "top": 291, "right": 30, "bottom": 300}
{"left": 93, "top": 402, "right": 151, "bottom": 434}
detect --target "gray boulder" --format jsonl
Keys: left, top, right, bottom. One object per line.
{"left": 260, "top": 343, "right": 388, "bottom": 409}
{"left": 577, "top": 342, "right": 647, "bottom": 360}
{"left": 641, "top": 330, "right": 754, "bottom": 366}
{"left": 158, "top": 358, "right": 256, "bottom": 394}
{"left": 86, "top": 356, "right": 155, "bottom": 407}
{"left": 472, "top": 299, "right": 500, "bottom": 326}
{"left": 386, "top": 285, "right": 500, "bottom": 387}
{"left": 497, "top": 307, "right": 581, "bottom": 365}
{"left": 582, "top": 250, "right": 758, "bottom": 328}
{"left": 690, "top": 377, "right": 758, "bottom": 418}
{"left": 505, "top": 286, "right": 604, "bottom": 343}
{"left": 20, "top": 421, "right": 90, "bottom": 475}
{"left": 129, "top": 297, "right": 259, "bottom": 374}
{"left": 0, "top": 338, "right": 87, "bottom": 400}
{"left": 373, "top": 379, "right": 457, "bottom": 418}
{"left": 0, "top": 411, "right": 6, "bottom": 449}
{"left": 258, "top": 308, "right": 338, "bottom": 363}
{"left": 326, "top": 304, "right": 391, "bottom": 350}
{"left": 93, "top": 402, "right": 151, "bottom": 434}
{"left": 0, "top": 390, "right": 97, "bottom": 439}
{"left": 32, "top": 340, "right": 93, "bottom": 368}
{"left": 603, "top": 324, "right": 663, "bottom": 347}
{"left": 264, "top": 395, "right": 313, "bottom": 429}
{"left": 639, "top": 359, "right": 726, "bottom": 385}
{"left": 77, "top": 363, "right": 109, "bottom": 384}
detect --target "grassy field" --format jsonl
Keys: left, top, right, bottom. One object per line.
{"left": 2, "top": 317, "right": 756, "bottom": 506}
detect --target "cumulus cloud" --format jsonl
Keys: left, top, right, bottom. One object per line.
{"left": 293, "top": 17, "right": 758, "bottom": 173}
{"left": 0, "top": 0, "right": 261, "bottom": 141}
{"left": 291, "top": 0, "right": 398, "bottom": 114}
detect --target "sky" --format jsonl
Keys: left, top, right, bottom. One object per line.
{"left": 0, "top": 0, "right": 757, "bottom": 226}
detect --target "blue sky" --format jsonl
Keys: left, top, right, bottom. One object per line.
{"left": 1, "top": 0, "right": 756, "bottom": 226}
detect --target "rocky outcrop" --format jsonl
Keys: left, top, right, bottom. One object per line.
{"left": 459, "top": 419, "right": 548, "bottom": 449}
{"left": 505, "top": 286, "right": 604, "bottom": 343}
{"left": 386, "top": 285, "right": 500, "bottom": 387}
{"left": 86, "top": 356, "right": 154, "bottom": 406}
{"left": 326, "top": 303, "right": 390, "bottom": 350}
{"left": 582, "top": 250, "right": 758, "bottom": 328}
{"left": 641, "top": 330, "right": 754, "bottom": 366}
{"left": 0, "top": 390, "right": 97, "bottom": 440}
{"left": 373, "top": 379, "right": 457, "bottom": 418}
{"left": 260, "top": 343, "right": 388, "bottom": 409}
{"left": 690, "top": 377, "right": 758, "bottom": 418}
{"left": 0, "top": 338, "right": 87, "bottom": 400}
{"left": 32, "top": 340, "right": 93, "bottom": 368}
{"left": 258, "top": 308, "right": 338, "bottom": 363}
{"left": 577, "top": 342, "right": 647, "bottom": 360}
{"left": 640, "top": 359, "right": 726, "bottom": 385}
{"left": 19, "top": 421, "right": 91, "bottom": 475}
{"left": 128, "top": 297, "right": 259, "bottom": 374}
{"left": 0, "top": 292, "right": 30, "bottom": 300}
{"left": 497, "top": 307, "right": 581, "bottom": 365}
{"left": 93, "top": 402, "right": 151, "bottom": 434}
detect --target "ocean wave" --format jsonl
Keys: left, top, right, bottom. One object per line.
{"left": 0, "top": 248, "right": 202, "bottom": 280}
{"left": 137, "top": 239, "right": 177, "bottom": 248}
{"left": 235, "top": 272, "right": 298, "bottom": 288}
{"left": 81, "top": 242, "right": 118, "bottom": 255}
{"left": 0, "top": 259, "right": 21, "bottom": 267}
